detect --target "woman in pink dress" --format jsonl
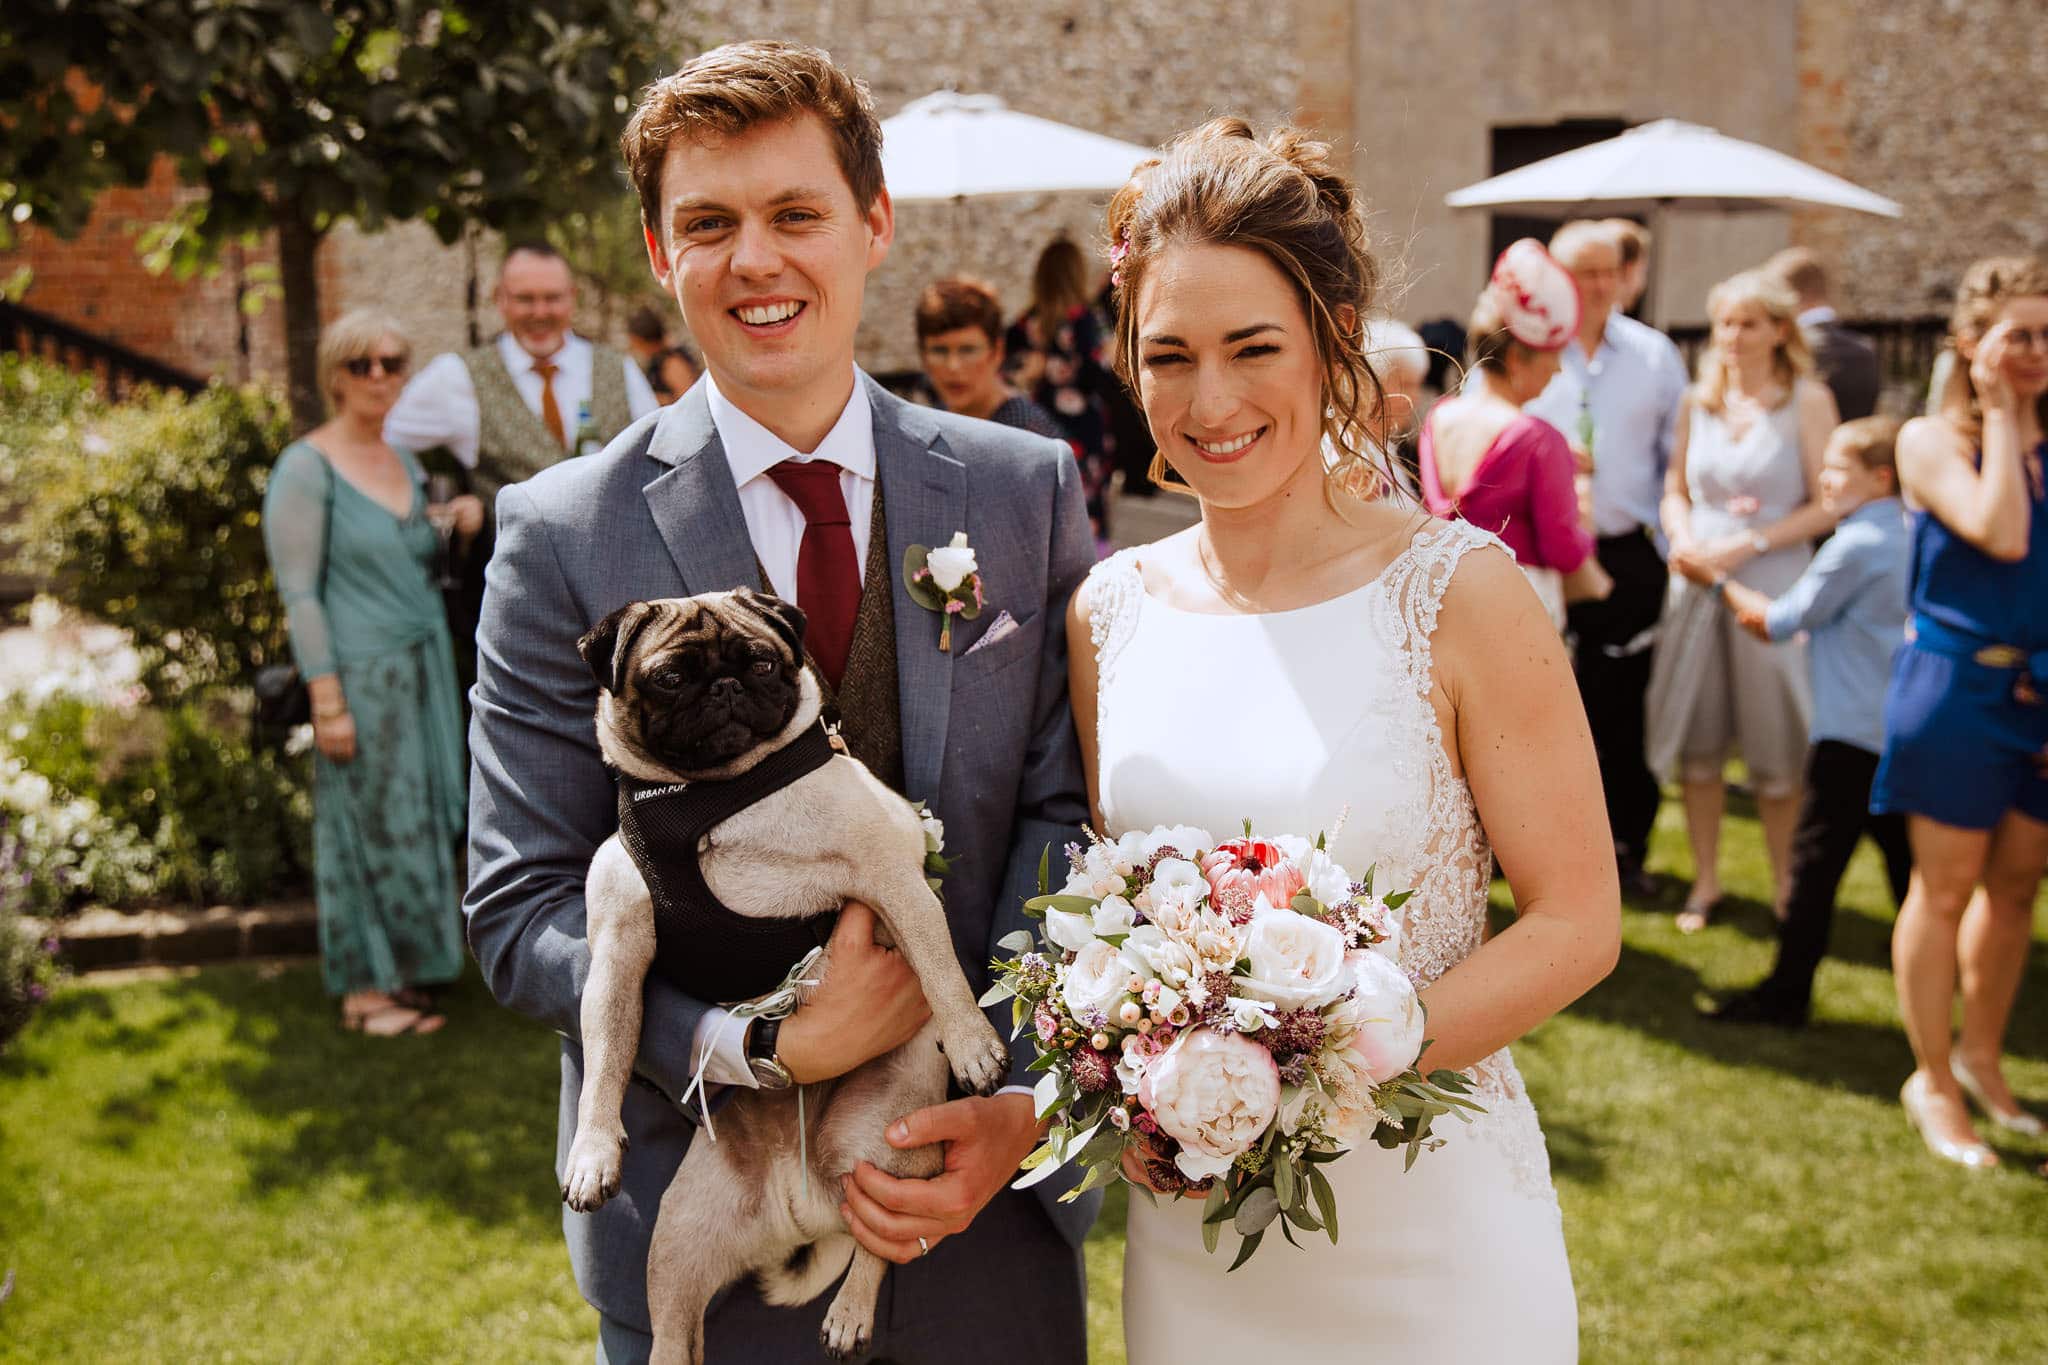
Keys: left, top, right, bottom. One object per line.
{"left": 1421, "top": 241, "right": 1610, "bottom": 626}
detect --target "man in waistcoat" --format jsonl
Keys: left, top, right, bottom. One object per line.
{"left": 387, "top": 242, "right": 661, "bottom": 703}
{"left": 462, "top": 41, "right": 1096, "bottom": 1365}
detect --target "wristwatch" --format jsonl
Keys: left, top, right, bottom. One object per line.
{"left": 744, "top": 1014, "right": 794, "bottom": 1090}
{"left": 1746, "top": 530, "right": 1770, "bottom": 555}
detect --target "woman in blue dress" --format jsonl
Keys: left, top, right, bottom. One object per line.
{"left": 262, "top": 310, "right": 484, "bottom": 1036}
{"left": 1875, "top": 257, "right": 2048, "bottom": 1169}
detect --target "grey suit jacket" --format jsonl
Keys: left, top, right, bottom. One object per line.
{"left": 1805, "top": 318, "right": 1880, "bottom": 423}
{"left": 463, "top": 374, "right": 1100, "bottom": 1330}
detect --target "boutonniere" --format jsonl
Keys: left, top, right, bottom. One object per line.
{"left": 903, "top": 531, "right": 984, "bottom": 652}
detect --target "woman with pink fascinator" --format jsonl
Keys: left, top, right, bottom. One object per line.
{"left": 1421, "top": 240, "right": 1613, "bottom": 628}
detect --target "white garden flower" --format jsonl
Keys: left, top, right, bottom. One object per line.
{"left": 1060, "top": 939, "right": 1129, "bottom": 1020}
{"left": 1236, "top": 896, "right": 1351, "bottom": 1010}
{"left": 925, "top": 532, "right": 978, "bottom": 591}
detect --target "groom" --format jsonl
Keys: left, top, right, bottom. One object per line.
{"left": 462, "top": 39, "right": 1097, "bottom": 1365}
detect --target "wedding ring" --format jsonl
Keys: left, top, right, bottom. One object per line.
{"left": 917, "top": 1236, "right": 931, "bottom": 1257}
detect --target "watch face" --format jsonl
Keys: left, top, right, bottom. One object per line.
{"left": 749, "top": 1056, "right": 793, "bottom": 1090}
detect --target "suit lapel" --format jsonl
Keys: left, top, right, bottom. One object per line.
{"left": 871, "top": 375, "right": 966, "bottom": 800}
{"left": 641, "top": 386, "right": 764, "bottom": 596}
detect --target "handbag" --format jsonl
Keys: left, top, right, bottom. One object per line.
{"left": 253, "top": 454, "right": 336, "bottom": 741}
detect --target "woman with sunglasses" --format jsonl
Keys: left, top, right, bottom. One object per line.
{"left": 262, "top": 310, "right": 482, "bottom": 1037}
{"left": 1874, "top": 257, "right": 2048, "bottom": 1168}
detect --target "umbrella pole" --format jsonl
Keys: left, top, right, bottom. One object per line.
{"left": 953, "top": 195, "right": 966, "bottom": 269}
{"left": 1648, "top": 199, "right": 1671, "bottom": 328}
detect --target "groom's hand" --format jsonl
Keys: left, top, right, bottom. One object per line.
{"left": 839, "top": 1092, "right": 1042, "bottom": 1264}
{"left": 777, "top": 902, "right": 931, "bottom": 1085}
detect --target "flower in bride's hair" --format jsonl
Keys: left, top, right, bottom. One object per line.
{"left": 1108, "top": 227, "right": 1132, "bottom": 288}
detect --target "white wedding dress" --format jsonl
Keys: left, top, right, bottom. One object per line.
{"left": 1092, "top": 520, "right": 1578, "bottom": 1363}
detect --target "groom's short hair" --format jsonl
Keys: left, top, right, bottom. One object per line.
{"left": 621, "top": 40, "right": 885, "bottom": 239}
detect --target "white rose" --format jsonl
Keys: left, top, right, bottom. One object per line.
{"left": 925, "top": 531, "right": 978, "bottom": 592}
{"left": 1302, "top": 849, "right": 1352, "bottom": 911}
{"left": 1094, "top": 894, "right": 1136, "bottom": 937}
{"left": 919, "top": 810, "right": 946, "bottom": 852}
{"left": 1236, "top": 899, "right": 1351, "bottom": 1010}
{"left": 1061, "top": 939, "right": 1129, "bottom": 1021}
{"left": 1346, "top": 949, "right": 1426, "bottom": 1083}
{"left": 1141, "top": 826, "right": 1214, "bottom": 861}
{"left": 1044, "top": 903, "right": 1099, "bottom": 953}
{"left": 1137, "top": 1028, "right": 1282, "bottom": 1181}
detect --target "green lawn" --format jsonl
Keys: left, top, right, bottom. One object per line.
{"left": 3, "top": 799, "right": 2046, "bottom": 1362}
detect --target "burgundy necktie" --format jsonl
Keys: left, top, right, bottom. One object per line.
{"left": 765, "top": 460, "right": 858, "bottom": 689}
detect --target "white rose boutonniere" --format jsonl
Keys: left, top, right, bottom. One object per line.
{"left": 903, "top": 531, "right": 985, "bottom": 652}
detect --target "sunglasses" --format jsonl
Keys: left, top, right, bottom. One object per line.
{"left": 343, "top": 353, "right": 410, "bottom": 378}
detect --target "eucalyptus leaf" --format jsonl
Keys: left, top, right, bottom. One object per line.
{"left": 997, "top": 929, "right": 1037, "bottom": 955}
{"left": 1037, "top": 844, "right": 1051, "bottom": 896}
{"left": 1023, "top": 894, "right": 1102, "bottom": 917}
{"left": 1308, "top": 1164, "right": 1340, "bottom": 1243}
{"left": 1232, "top": 1185, "right": 1281, "bottom": 1236}
{"left": 977, "top": 980, "right": 1015, "bottom": 1007}
{"left": 1273, "top": 1153, "right": 1297, "bottom": 1210}
{"left": 1226, "top": 1229, "right": 1265, "bottom": 1271}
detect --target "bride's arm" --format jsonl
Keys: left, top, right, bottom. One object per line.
{"left": 1416, "top": 547, "right": 1621, "bottom": 1072}
{"left": 1065, "top": 576, "right": 1107, "bottom": 833}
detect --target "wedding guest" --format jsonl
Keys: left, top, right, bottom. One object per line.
{"left": 385, "top": 242, "right": 660, "bottom": 704}
{"left": 263, "top": 309, "right": 481, "bottom": 1037}
{"left": 1767, "top": 246, "right": 1880, "bottom": 422}
{"left": 1421, "top": 239, "right": 1609, "bottom": 629}
{"left": 1874, "top": 256, "right": 2048, "bottom": 1170}
{"left": 914, "top": 276, "right": 1062, "bottom": 438}
{"left": 1650, "top": 269, "right": 1840, "bottom": 932}
{"left": 626, "top": 304, "right": 700, "bottom": 404}
{"left": 1606, "top": 218, "right": 1652, "bottom": 316}
{"left": 1007, "top": 238, "right": 1115, "bottom": 540}
{"left": 1095, "top": 276, "right": 1157, "bottom": 497}
{"left": 1526, "top": 220, "right": 1690, "bottom": 897}
{"left": 1693, "top": 417, "right": 1911, "bottom": 1025}
{"left": 1359, "top": 316, "right": 1430, "bottom": 503}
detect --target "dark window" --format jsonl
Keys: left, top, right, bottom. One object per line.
{"left": 1486, "top": 119, "right": 1631, "bottom": 272}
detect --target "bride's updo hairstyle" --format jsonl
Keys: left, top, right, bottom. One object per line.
{"left": 1105, "top": 118, "right": 1389, "bottom": 498}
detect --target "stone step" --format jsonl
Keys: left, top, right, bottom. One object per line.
{"left": 29, "top": 901, "right": 319, "bottom": 973}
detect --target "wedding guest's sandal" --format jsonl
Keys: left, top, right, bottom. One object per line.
{"left": 1676, "top": 894, "right": 1719, "bottom": 934}
{"left": 391, "top": 986, "right": 440, "bottom": 1013}
{"left": 341, "top": 993, "right": 447, "bottom": 1038}
{"left": 1900, "top": 1072, "right": 1998, "bottom": 1169}
{"left": 1951, "top": 1055, "right": 2048, "bottom": 1136}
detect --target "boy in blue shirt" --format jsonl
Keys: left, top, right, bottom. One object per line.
{"left": 1690, "top": 416, "right": 1913, "bottom": 1027}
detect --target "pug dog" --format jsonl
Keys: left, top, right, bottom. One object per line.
{"left": 560, "top": 587, "right": 1011, "bottom": 1365}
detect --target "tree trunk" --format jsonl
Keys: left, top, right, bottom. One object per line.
{"left": 275, "top": 203, "right": 325, "bottom": 433}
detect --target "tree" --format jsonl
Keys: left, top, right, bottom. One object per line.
{"left": 1, "top": 1, "right": 667, "bottom": 429}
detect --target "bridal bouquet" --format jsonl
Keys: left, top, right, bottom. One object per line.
{"left": 984, "top": 824, "right": 1483, "bottom": 1267}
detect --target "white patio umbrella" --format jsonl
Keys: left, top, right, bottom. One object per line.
{"left": 1444, "top": 119, "right": 1902, "bottom": 321}
{"left": 880, "top": 91, "right": 1156, "bottom": 203}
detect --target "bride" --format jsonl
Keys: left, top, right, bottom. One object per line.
{"left": 1071, "top": 120, "right": 1620, "bottom": 1361}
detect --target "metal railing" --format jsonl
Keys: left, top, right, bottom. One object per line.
{"left": 0, "top": 298, "right": 206, "bottom": 398}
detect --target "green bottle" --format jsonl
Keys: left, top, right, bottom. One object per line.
{"left": 573, "top": 399, "right": 602, "bottom": 458}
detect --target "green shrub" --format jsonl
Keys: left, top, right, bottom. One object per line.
{"left": 0, "top": 356, "right": 295, "bottom": 698}
{"left": 0, "top": 692, "right": 310, "bottom": 913}
{"left": 0, "top": 840, "right": 63, "bottom": 1051}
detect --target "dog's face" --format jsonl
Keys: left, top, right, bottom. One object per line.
{"left": 578, "top": 589, "right": 809, "bottom": 776}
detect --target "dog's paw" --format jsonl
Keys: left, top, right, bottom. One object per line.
{"left": 939, "top": 1015, "right": 1011, "bottom": 1097}
{"left": 560, "top": 1130, "right": 625, "bottom": 1213}
{"left": 818, "top": 1303, "right": 873, "bottom": 1360}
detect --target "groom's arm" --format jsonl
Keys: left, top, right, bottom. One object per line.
{"left": 986, "top": 447, "right": 1097, "bottom": 1090}
{"left": 463, "top": 479, "right": 711, "bottom": 1108}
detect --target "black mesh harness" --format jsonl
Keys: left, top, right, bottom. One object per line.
{"left": 613, "top": 721, "right": 839, "bottom": 1004}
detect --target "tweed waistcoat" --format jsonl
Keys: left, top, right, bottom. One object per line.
{"left": 462, "top": 341, "right": 633, "bottom": 504}
{"left": 764, "top": 482, "right": 903, "bottom": 794}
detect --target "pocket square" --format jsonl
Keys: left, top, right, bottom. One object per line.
{"left": 962, "top": 610, "right": 1019, "bottom": 657}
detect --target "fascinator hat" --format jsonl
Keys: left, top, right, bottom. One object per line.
{"left": 1487, "top": 239, "right": 1581, "bottom": 351}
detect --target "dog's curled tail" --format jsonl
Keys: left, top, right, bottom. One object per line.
{"left": 759, "top": 1235, "right": 857, "bottom": 1307}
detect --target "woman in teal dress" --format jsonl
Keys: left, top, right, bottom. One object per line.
{"left": 262, "top": 310, "right": 483, "bottom": 1036}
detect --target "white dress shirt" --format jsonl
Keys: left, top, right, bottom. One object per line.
{"left": 691, "top": 368, "right": 873, "bottom": 1087}
{"left": 383, "top": 331, "right": 660, "bottom": 466}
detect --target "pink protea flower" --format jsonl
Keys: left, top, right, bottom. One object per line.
{"left": 1201, "top": 838, "right": 1305, "bottom": 914}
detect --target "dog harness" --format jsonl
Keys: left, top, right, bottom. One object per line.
{"left": 613, "top": 721, "right": 840, "bottom": 1004}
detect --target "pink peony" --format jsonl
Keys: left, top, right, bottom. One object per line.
{"left": 1137, "top": 1027, "right": 1282, "bottom": 1181}
{"left": 1201, "top": 839, "right": 1306, "bottom": 920}
{"left": 1345, "top": 949, "right": 1426, "bottom": 1084}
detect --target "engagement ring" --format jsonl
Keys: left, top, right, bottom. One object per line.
{"left": 917, "top": 1236, "right": 931, "bottom": 1257}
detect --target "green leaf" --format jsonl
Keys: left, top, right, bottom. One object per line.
{"left": 1308, "top": 1164, "right": 1339, "bottom": 1243}
{"left": 1272, "top": 1153, "right": 1297, "bottom": 1211}
{"left": 1225, "top": 1229, "right": 1265, "bottom": 1271}
{"left": 1201, "top": 1213, "right": 1221, "bottom": 1255}
{"left": 977, "top": 980, "right": 1015, "bottom": 1007}
{"left": 1037, "top": 843, "right": 1052, "bottom": 895}
{"left": 1232, "top": 1185, "right": 1280, "bottom": 1236}
{"left": 996, "top": 929, "right": 1036, "bottom": 955}
{"left": 1023, "top": 894, "right": 1101, "bottom": 917}
{"left": 1201, "top": 1178, "right": 1231, "bottom": 1227}
{"left": 1384, "top": 889, "right": 1414, "bottom": 910}
{"left": 902, "top": 545, "right": 946, "bottom": 609}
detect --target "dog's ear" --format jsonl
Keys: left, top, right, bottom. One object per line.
{"left": 737, "top": 588, "right": 806, "bottom": 662}
{"left": 576, "top": 601, "right": 656, "bottom": 695}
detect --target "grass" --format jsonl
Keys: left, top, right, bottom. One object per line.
{"left": 3, "top": 798, "right": 2045, "bottom": 1363}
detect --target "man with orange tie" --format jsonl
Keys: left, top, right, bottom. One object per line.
{"left": 387, "top": 241, "right": 660, "bottom": 701}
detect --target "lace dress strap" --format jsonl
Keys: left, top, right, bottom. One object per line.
{"left": 1376, "top": 518, "right": 1506, "bottom": 693}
